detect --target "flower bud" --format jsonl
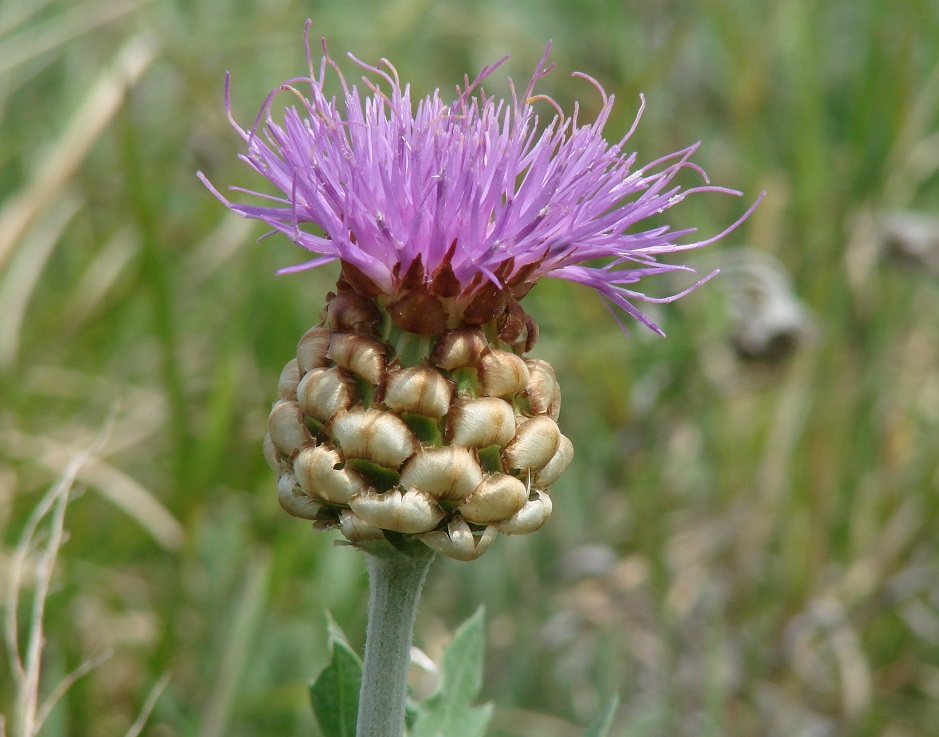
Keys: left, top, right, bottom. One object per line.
{"left": 399, "top": 446, "right": 483, "bottom": 501}
{"left": 296, "top": 327, "right": 333, "bottom": 373}
{"left": 430, "top": 327, "right": 488, "bottom": 369}
{"left": 278, "top": 358, "right": 301, "bottom": 401}
{"left": 327, "top": 332, "right": 386, "bottom": 385}
{"left": 420, "top": 516, "right": 498, "bottom": 561}
{"left": 534, "top": 434, "right": 574, "bottom": 487}
{"left": 268, "top": 400, "right": 315, "bottom": 459}
{"left": 326, "top": 290, "right": 381, "bottom": 331}
{"left": 383, "top": 365, "right": 454, "bottom": 417}
{"left": 478, "top": 349, "right": 529, "bottom": 397}
{"left": 329, "top": 407, "right": 418, "bottom": 469}
{"left": 446, "top": 397, "right": 516, "bottom": 448}
{"left": 277, "top": 472, "right": 324, "bottom": 519}
{"left": 297, "top": 367, "right": 358, "bottom": 423}
{"left": 338, "top": 509, "right": 385, "bottom": 542}
{"left": 523, "top": 359, "right": 557, "bottom": 415}
{"left": 497, "top": 490, "right": 553, "bottom": 535}
{"left": 349, "top": 488, "right": 445, "bottom": 533}
{"left": 502, "top": 415, "right": 561, "bottom": 472}
{"left": 293, "top": 444, "right": 370, "bottom": 505}
{"left": 458, "top": 473, "right": 527, "bottom": 524}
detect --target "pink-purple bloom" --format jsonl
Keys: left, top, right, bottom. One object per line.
{"left": 200, "top": 22, "right": 757, "bottom": 334}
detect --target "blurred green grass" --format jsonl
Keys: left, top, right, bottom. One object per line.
{"left": 2, "top": 0, "right": 939, "bottom": 735}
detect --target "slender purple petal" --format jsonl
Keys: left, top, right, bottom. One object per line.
{"left": 201, "top": 22, "right": 759, "bottom": 333}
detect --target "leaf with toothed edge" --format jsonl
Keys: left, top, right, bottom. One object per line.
{"left": 408, "top": 607, "right": 492, "bottom": 737}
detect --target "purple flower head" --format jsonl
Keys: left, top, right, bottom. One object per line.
{"left": 200, "top": 21, "right": 759, "bottom": 335}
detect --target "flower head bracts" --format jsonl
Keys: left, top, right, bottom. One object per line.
{"left": 200, "top": 21, "right": 758, "bottom": 334}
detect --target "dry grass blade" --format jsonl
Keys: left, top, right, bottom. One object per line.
{"left": 63, "top": 226, "right": 139, "bottom": 330}
{"left": 4, "top": 429, "right": 184, "bottom": 551}
{"left": 0, "top": 31, "right": 159, "bottom": 273}
{"left": 0, "top": 0, "right": 150, "bottom": 77}
{"left": 25, "top": 366, "right": 166, "bottom": 456}
{"left": 124, "top": 672, "right": 171, "bottom": 737}
{"left": 839, "top": 498, "right": 925, "bottom": 605}
{"left": 183, "top": 214, "right": 255, "bottom": 285}
{"left": 0, "top": 193, "right": 82, "bottom": 371}
{"left": 33, "top": 649, "right": 114, "bottom": 730}
{"left": 5, "top": 430, "right": 106, "bottom": 737}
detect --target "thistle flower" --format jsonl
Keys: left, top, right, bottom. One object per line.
{"left": 201, "top": 23, "right": 756, "bottom": 560}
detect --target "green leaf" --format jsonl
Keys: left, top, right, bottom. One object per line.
{"left": 582, "top": 695, "right": 620, "bottom": 737}
{"left": 309, "top": 613, "right": 363, "bottom": 737}
{"left": 409, "top": 607, "right": 492, "bottom": 737}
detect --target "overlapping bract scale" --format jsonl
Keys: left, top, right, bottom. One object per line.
{"left": 263, "top": 295, "right": 574, "bottom": 560}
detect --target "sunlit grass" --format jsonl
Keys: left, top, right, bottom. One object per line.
{"left": 2, "top": 1, "right": 939, "bottom": 735}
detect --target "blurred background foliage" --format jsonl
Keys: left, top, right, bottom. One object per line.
{"left": 2, "top": 0, "right": 939, "bottom": 735}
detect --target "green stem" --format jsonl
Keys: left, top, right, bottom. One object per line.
{"left": 357, "top": 544, "right": 436, "bottom": 737}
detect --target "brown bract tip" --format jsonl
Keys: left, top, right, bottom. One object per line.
{"left": 524, "top": 314, "right": 540, "bottom": 352}
{"left": 462, "top": 282, "right": 508, "bottom": 325}
{"left": 340, "top": 261, "right": 384, "bottom": 297}
{"left": 507, "top": 258, "right": 543, "bottom": 289}
{"left": 498, "top": 295, "right": 527, "bottom": 344}
{"left": 393, "top": 254, "right": 426, "bottom": 291}
{"left": 388, "top": 285, "right": 448, "bottom": 335}
{"left": 429, "top": 243, "right": 461, "bottom": 298}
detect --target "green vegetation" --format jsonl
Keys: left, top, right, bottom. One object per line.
{"left": 2, "top": 0, "right": 938, "bottom": 735}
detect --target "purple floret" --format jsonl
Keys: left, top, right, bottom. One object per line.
{"left": 200, "top": 21, "right": 759, "bottom": 334}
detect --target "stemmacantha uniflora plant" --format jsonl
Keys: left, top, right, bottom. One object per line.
{"left": 201, "top": 26, "right": 754, "bottom": 560}
{"left": 200, "top": 21, "right": 756, "bottom": 736}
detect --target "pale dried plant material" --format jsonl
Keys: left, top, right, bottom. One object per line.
{"left": 0, "top": 194, "right": 81, "bottom": 371}
{"left": 266, "top": 320, "right": 572, "bottom": 560}
{"left": 497, "top": 490, "right": 554, "bottom": 535}
{"left": 399, "top": 446, "right": 483, "bottom": 501}
{"left": 293, "top": 445, "right": 369, "bottom": 505}
{"left": 722, "top": 251, "right": 816, "bottom": 363}
{"left": 276, "top": 472, "right": 324, "bottom": 519}
{"left": 6, "top": 442, "right": 96, "bottom": 737}
{"left": 0, "top": 31, "right": 158, "bottom": 273}
{"left": 276, "top": 358, "right": 301, "bottom": 401}
{"left": 420, "top": 517, "right": 499, "bottom": 561}
{"left": 122, "top": 672, "right": 171, "bottom": 737}
{"left": 297, "top": 367, "right": 358, "bottom": 421}
{"left": 458, "top": 474, "right": 528, "bottom": 524}
{"left": 446, "top": 397, "right": 517, "bottom": 448}
{"left": 4, "top": 429, "right": 168, "bottom": 737}
{"left": 349, "top": 488, "right": 445, "bottom": 533}
{"left": 2, "top": 427, "right": 183, "bottom": 551}
{"left": 502, "top": 416, "right": 562, "bottom": 473}
{"left": 877, "top": 210, "right": 939, "bottom": 274}
{"left": 382, "top": 365, "right": 454, "bottom": 417}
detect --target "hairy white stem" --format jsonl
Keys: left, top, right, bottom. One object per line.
{"left": 356, "top": 545, "right": 435, "bottom": 737}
